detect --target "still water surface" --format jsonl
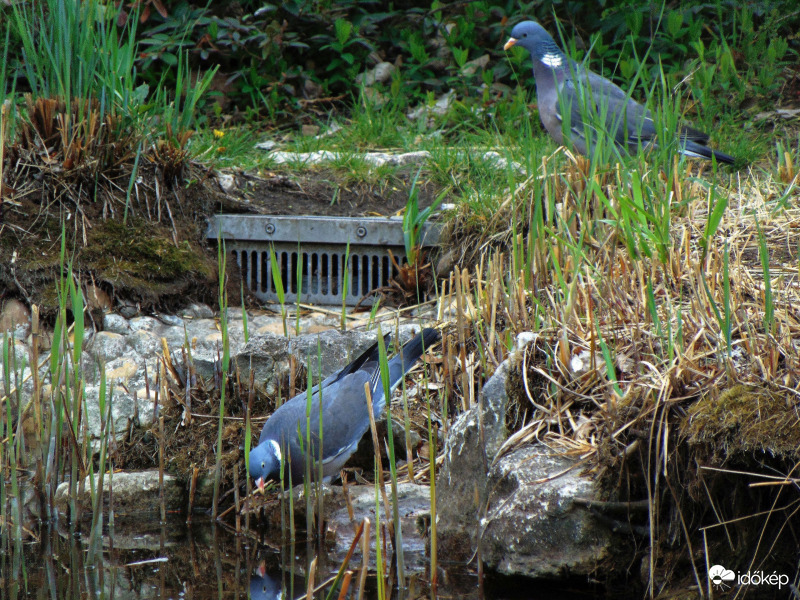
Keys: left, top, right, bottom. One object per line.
{"left": 2, "top": 520, "right": 607, "bottom": 599}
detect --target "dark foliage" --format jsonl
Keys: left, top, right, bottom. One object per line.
{"left": 3, "top": 0, "right": 798, "bottom": 121}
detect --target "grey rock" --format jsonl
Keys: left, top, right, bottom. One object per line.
{"left": 356, "top": 61, "right": 396, "bottom": 86}
{"left": 291, "top": 329, "right": 374, "bottom": 377}
{"left": 155, "top": 314, "right": 184, "bottom": 327}
{"left": 304, "top": 78, "right": 322, "bottom": 99}
{"left": 0, "top": 339, "right": 49, "bottom": 404}
{"left": 481, "top": 444, "right": 611, "bottom": 578}
{"left": 224, "top": 307, "right": 244, "bottom": 320}
{"left": 267, "top": 150, "right": 432, "bottom": 168}
{"left": 103, "top": 313, "right": 132, "bottom": 335}
{"left": 475, "top": 362, "right": 509, "bottom": 459}
{"left": 181, "top": 303, "right": 215, "bottom": 319}
{"left": 128, "top": 316, "right": 160, "bottom": 333}
{"left": 148, "top": 314, "right": 248, "bottom": 379}
{"left": 436, "top": 360, "right": 509, "bottom": 561}
{"left": 480, "top": 151, "right": 524, "bottom": 174}
{"left": 291, "top": 325, "right": 423, "bottom": 379}
{"left": 182, "top": 317, "right": 220, "bottom": 341}
{"left": 87, "top": 331, "right": 129, "bottom": 364}
{"left": 126, "top": 330, "right": 161, "bottom": 358}
{"left": 176, "top": 318, "right": 249, "bottom": 378}
{"left": 216, "top": 171, "right": 236, "bottom": 193}
{"left": 331, "top": 482, "right": 430, "bottom": 572}
{"left": 117, "top": 302, "right": 139, "bottom": 319}
{"left": 83, "top": 381, "right": 156, "bottom": 443}
{"left": 192, "top": 471, "right": 216, "bottom": 509}
{"left": 407, "top": 89, "right": 455, "bottom": 121}
{"left": 55, "top": 470, "right": 184, "bottom": 519}
{"left": 235, "top": 325, "right": 424, "bottom": 397}
{"left": 314, "top": 121, "right": 342, "bottom": 139}
{"left": 256, "top": 140, "right": 277, "bottom": 151}
{"left": 235, "top": 333, "right": 291, "bottom": 396}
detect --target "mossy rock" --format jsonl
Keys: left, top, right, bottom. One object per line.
{"left": 683, "top": 384, "right": 800, "bottom": 462}
{"left": 80, "top": 218, "right": 216, "bottom": 298}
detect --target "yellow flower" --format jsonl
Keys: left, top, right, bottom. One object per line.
{"left": 213, "top": 129, "right": 225, "bottom": 139}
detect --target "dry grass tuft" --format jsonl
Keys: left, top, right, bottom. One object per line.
{"left": 0, "top": 96, "right": 226, "bottom": 314}
{"left": 436, "top": 146, "right": 800, "bottom": 588}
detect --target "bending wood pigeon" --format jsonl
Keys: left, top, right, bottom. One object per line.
{"left": 248, "top": 328, "right": 440, "bottom": 490}
{"left": 504, "top": 20, "right": 735, "bottom": 164}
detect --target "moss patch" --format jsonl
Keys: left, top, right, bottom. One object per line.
{"left": 683, "top": 384, "right": 800, "bottom": 462}
{"left": 80, "top": 218, "right": 216, "bottom": 302}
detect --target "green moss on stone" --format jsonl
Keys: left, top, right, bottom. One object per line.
{"left": 80, "top": 219, "right": 216, "bottom": 298}
{"left": 684, "top": 385, "right": 800, "bottom": 461}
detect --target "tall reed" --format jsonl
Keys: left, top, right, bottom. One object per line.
{"left": 212, "top": 240, "right": 230, "bottom": 519}
{"left": 376, "top": 331, "right": 406, "bottom": 589}
{"left": 269, "top": 245, "right": 288, "bottom": 336}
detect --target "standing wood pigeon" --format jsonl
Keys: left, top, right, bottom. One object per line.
{"left": 248, "top": 328, "right": 440, "bottom": 490}
{"left": 504, "top": 20, "right": 735, "bottom": 164}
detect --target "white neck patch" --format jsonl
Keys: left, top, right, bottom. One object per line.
{"left": 541, "top": 53, "right": 563, "bottom": 68}
{"left": 269, "top": 439, "right": 282, "bottom": 463}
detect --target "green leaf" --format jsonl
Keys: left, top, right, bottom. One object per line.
{"left": 701, "top": 182, "right": 728, "bottom": 258}
{"left": 161, "top": 52, "right": 178, "bottom": 67}
{"left": 667, "top": 11, "right": 683, "bottom": 38}
{"left": 334, "top": 18, "right": 353, "bottom": 47}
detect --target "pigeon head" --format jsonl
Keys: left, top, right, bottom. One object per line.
{"left": 504, "top": 21, "right": 566, "bottom": 69}
{"left": 248, "top": 438, "right": 282, "bottom": 491}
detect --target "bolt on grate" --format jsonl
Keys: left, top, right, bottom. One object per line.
{"left": 208, "top": 215, "right": 440, "bottom": 306}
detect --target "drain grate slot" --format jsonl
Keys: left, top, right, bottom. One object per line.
{"left": 211, "top": 215, "right": 439, "bottom": 306}
{"left": 229, "top": 244, "right": 404, "bottom": 305}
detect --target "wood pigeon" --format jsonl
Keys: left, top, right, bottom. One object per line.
{"left": 248, "top": 328, "right": 440, "bottom": 490}
{"left": 504, "top": 20, "right": 735, "bottom": 164}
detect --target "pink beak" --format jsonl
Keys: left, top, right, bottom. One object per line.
{"left": 504, "top": 37, "right": 517, "bottom": 51}
{"left": 256, "top": 477, "right": 265, "bottom": 492}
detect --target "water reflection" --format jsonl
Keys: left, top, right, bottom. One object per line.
{"left": 249, "top": 566, "right": 284, "bottom": 600}
{"left": 0, "top": 521, "right": 451, "bottom": 600}
{"left": 248, "top": 563, "right": 311, "bottom": 600}
{"left": 1, "top": 520, "right": 608, "bottom": 599}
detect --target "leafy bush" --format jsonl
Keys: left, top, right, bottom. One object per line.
{"left": 3, "top": 0, "right": 798, "bottom": 124}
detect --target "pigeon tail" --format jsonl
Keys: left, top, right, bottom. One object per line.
{"left": 383, "top": 328, "right": 441, "bottom": 398}
{"left": 682, "top": 140, "right": 736, "bottom": 165}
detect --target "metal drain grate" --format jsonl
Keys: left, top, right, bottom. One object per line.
{"left": 208, "top": 215, "right": 440, "bottom": 306}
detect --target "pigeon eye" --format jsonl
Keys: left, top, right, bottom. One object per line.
{"left": 523, "top": 33, "right": 527, "bottom": 37}
{"left": 261, "top": 461, "right": 265, "bottom": 469}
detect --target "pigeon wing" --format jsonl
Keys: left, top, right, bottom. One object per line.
{"left": 558, "top": 68, "right": 661, "bottom": 153}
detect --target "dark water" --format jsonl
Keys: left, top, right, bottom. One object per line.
{"left": 1, "top": 520, "right": 610, "bottom": 600}
{"left": 0, "top": 520, "right": 470, "bottom": 600}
